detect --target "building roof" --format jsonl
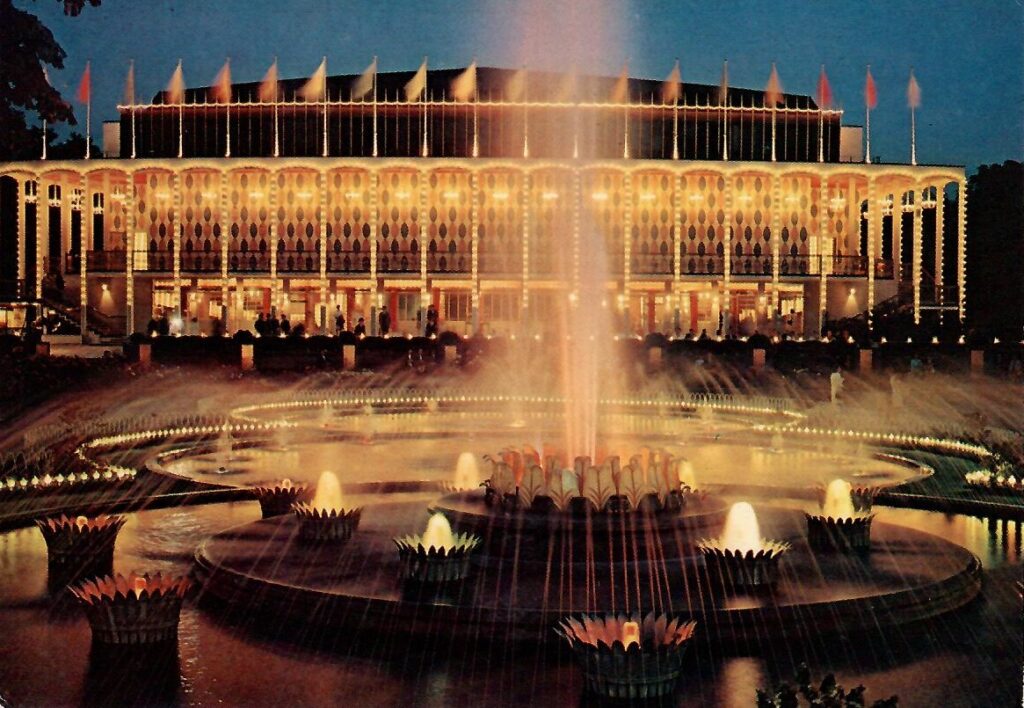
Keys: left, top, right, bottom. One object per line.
{"left": 156, "top": 66, "right": 819, "bottom": 109}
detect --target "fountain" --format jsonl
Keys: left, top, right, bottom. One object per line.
{"left": 35, "top": 514, "right": 126, "bottom": 589}
{"left": 451, "top": 452, "right": 481, "bottom": 491}
{"left": 252, "top": 478, "right": 309, "bottom": 518}
{"left": 556, "top": 613, "right": 697, "bottom": 699}
{"left": 393, "top": 513, "right": 481, "bottom": 584}
{"left": 698, "top": 502, "right": 790, "bottom": 588}
{"left": 292, "top": 471, "right": 362, "bottom": 542}
{"left": 806, "top": 479, "right": 875, "bottom": 552}
{"left": 71, "top": 572, "right": 192, "bottom": 645}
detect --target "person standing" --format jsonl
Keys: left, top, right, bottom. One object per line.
{"left": 280, "top": 312, "right": 291, "bottom": 336}
{"left": 425, "top": 304, "right": 438, "bottom": 337}
{"left": 378, "top": 306, "right": 391, "bottom": 336}
{"left": 334, "top": 305, "right": 345, "bottom": 335}
{"left": 354, "top": 317, "right": 366, "bottom": 337}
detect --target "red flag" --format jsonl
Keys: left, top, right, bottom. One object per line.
{"left": 211, "top": 60, "right": 231, "bottom": 103}
{"left": 764, "top": 63, "right": 783, "bottom": 107}
{"left": 816, "top": 65, "right": 832, "bottom": 108}
{"left": 864, "top": 66, "right": 877, "bottom": 109}
{"left": 76, "top": 61, "right": 91, "bottom": 104}
{"left": 907, "top": 69, "right": 921, "bottom": 108}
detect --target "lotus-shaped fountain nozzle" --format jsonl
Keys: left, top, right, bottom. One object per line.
{"left": 292, "top": 471, "right": 362, "bottom": 542}
{"left": 394, "top": 513, "right": 481, "bottom": 583}
{"left": 556, "top": 612, "right": 697, "bottom": 699}
{"left": 698, "top": 502, "right": 789, "bottom": 588}
{"left": 252, "top": 479, "right": 310, "bottom": 518}
{"left": 70, "top": 572, "right": 192, "bottom": 645}
{"left": 806, "top": 479, "right": 876, "bottom": 552}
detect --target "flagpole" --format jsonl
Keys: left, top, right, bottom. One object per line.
{"left": 322, "top": 56, "right": 329, "bottom": 157}
{"left": 371, "top": 56, "right": 378, "bottom": 157}
{"left": 85, "top": 60, "right": 92, "bottom": 159}
{"left": 225, "top": 58, "right": 231, "bottom": 158}
{"left": 272, "top": 57, "right": 279, "bottom": 158}
{"left": 910, "top": 105, "right": 916, "bottom": 166}
{"left": 721, "top": 60, "right": 729, "bottom": 161}
{"left": 818, "top": 65, "right": 824, "bottom": 163}
{"left": 672, "top": 99, "right": 679, "bottom": 160}
{"left": 130, "top": 61, "right": 137, "bottom": 159}
{"left": 865, "top": 65, "right": 872, "bottom": 164}
{"left": 178, "top": 59, "right": 184, "bottom": 159}
{"left": 421, "top": 57, "right": 429, "bottom": 158}
{"left": 41, "top": 118, "right": 47, "bottom": 160}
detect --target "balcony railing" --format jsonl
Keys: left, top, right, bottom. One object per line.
{"left": 426, "top": 252, "right": 471, "bottom": 274}
{"left": 830, "top": 255, "right": 869, "bottom": 277}
{"left": 87, "top": 250, "right": 127, "bottom": 272}
{"left": 278, "top": 250, "right": 318, "bottom": 274}
{"left": 229, "top": 252, "right": 270, "bottom": 273}
{"left": 682, "top": 254, "right": 724, "bottom": 276}
{"left": 326, "top": 250, "right": 370, "bottom": 273}
{"left": 631, "top": 253, "right": 674, "bottom": 276}
{"left": 729, "top": 255, "right": 773, "bottom": 277}
{"left": 778, "top": 255, "right": 815, "bottom": 277}
{"left": 181, "top": 251, "right": 221, "bottom": 273}
{"left": 377, "top": 251, "right": 421, "bottom": 274}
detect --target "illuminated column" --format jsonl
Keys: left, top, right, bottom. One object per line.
{"left": 16, "top": 176, "right": 24, "bottom": 284}
{"left": 521, "top": 170, "right": 530, "bottom": 319}
{"left": 912, "top": 185, "right": 923, "bottom": 324}
{"left": 369, "top": 169, "right": 379, "bottom": 334}
{"left": 125, "top": 172, "right": 135, "bottom": 333}
{"left": 957, "top": 177, "right": 966, "bottom": 322}
{"left": 470, "top": 170, "right": 480, "bottom": 334}
{"left": 219, "top": 171, "right": 229, "bottom": 330}
{"left": 419, "top": 169, "right": 429, "bottom": 333}
{"left": 866, "top": 177, "right": 876, "bottom": 330}
{"left": 318, "top": 170, "right": 328, "bottom": 331}
{"left": 723, "top": 174, "right": 732, "bottom": 291}
{"left": 934, "top": 184, "right": 944, "bottom": 319}
{"left": 623, "top": 171, "right": 633, "bottom": 333}
{"left": 771, "top": 174, "right": 781, "bottom": 313}
{"left": 818, "top": 176, "right": 829, "bottom": 332}
{"left": 672, "top": 172, "right": 682, "bottom": 328}
{"left": 269, "top": 170, "right": 279, "bottom": 314}
{"left": 893, "top": 188, "right": 903, "bottom": 284}
{"left": 36, "top": 177, "right": 45, "bottom": 299}
{"left": 80, "top": 175, "right": 89, "bottom": 339}
{"left": 172, "top": 172, "right": 182, "bottom": 317}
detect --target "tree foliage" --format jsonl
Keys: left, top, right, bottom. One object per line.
{"left": 966, "top": 160, "right": 1024, "bottom": 337}
{"left": 0, "top": 0, "right": 100, "bottom": 160}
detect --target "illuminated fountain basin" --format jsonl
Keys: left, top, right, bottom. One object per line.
{"left": 150, "top": 405, "right": 924, "bottom": 495}
{"left": 194, "top": 500, "right": 981, "bottom": 646}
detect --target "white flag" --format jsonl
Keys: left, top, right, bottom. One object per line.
{"left": 451, "top": 62, "right": 477, "bottom": 102}
{"left": 299, "top": 58, "right": 327, "bottom": 101}
{"left": 405, "top": 59, "right": 427, "bottom": 102}
{"left": 352, "top": 57, "right": 376, "bottom": 100}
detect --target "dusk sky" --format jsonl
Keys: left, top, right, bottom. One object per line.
{"left": 27, "top": 0, "right": 1024, "bottom": 171}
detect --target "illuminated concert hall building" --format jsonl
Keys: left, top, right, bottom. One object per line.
{"left": 0, "top": 66, "right": 966, "bottom": 338}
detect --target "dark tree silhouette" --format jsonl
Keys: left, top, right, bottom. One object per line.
{"left": 0, "top": 0, "right": 100, "bottom": 160}
{"left": 966, "top": 160, "right": 1024, "bottom": 337}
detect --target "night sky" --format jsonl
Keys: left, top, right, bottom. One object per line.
{"left": 25, "top": 0, "right": 1024, "bottom": 171}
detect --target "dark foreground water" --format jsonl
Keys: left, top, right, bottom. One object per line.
{"left": 0, "top": 500, "right": 1018, "bottom": 708}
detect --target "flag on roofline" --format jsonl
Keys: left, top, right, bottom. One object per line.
{"left": 166, "top": 61, "right": 185, "bottom": 104}
{"left": 212, "top": 60, "right": 231, "bottom": 103}
{"left": 662, "top": 59, "right": 681, "bottom": 104}
{"left": 76, "top": 61, "right": 91, "bottom": 104}
{"left": 352, "top": 57, "right": 376, "bottom": 100}
{"left": 816, "top": 65, "right": 832, "bottom": 109}
{"left": 451, "top": 62, "right": 477, "bottom": 102}
{"left": 405, "top": 58, "right": 427, "bottom": 102}
{"left": 864, "top": 66, "right": 877, "bottom": 109}
{"left": 299, "top": 58, "right": 326, "bottom": 101}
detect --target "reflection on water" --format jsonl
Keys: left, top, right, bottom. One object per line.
{"left": 0, "top": 499, "right": 1017, "bottom": 706}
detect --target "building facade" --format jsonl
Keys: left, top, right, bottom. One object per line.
{"left": 0, "top": 67, "right": 965, "bottom": 339}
